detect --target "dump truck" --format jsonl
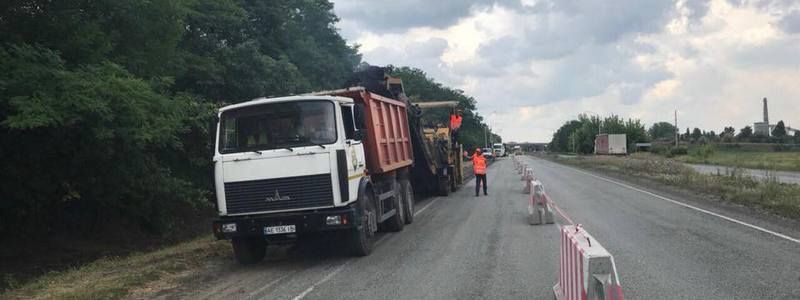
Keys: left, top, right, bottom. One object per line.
{"left": 211, "top": 68, "right": 462, "bottom": 264}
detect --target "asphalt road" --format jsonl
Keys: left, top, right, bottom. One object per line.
{"left": 687, "top": 163, "right": 800, "bottom": 185}
{"left": 164, "top": 157, "right": 800, "bottom": 300}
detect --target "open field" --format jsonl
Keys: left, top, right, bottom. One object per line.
{"left": 554, "top": 153, "right": 800, "bottom": 220}
{"left": 669, "top": 147, "right": 800, "bottom": 172}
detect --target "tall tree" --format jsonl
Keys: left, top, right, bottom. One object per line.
{"left": 691, "top": 128, "right": 702, "bottom": 140}
{"left": 737, "top": 126, "right": 753, "bottom": 139}
{"left": 649, "top": 122, "right": 677, "bottom": 140}
{"left": 0, "top": 0, "right": 363, "bottom": 238}
{"left": 721, "top": 126, "right": 736, "bottom": 137}
{"left": 772, "top": 120, "right": 787, "bottom": 137}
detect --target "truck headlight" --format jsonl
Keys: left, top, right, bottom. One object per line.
{"left": 326, "top": 215, "right": 342, "bottom": 225}
{"left": 221, "top": 223, "right": 237, "bottom": 233}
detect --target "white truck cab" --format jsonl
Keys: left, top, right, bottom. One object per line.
{"left": 492, "top": 143, "right": 505, "bottom": 157}
{"left": 213, "top": 96, "right": 366, "bottom": 217}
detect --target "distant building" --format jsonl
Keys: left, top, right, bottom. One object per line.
{"left": 754, "top": 98, "right": 771, "bottom": 136}
{"left": 753, "top": 97, "right": 798, "bottom": 137}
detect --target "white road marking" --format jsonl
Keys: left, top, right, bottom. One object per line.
{"left": 289, "top": 262, "right": 349, "bottom": 300}
{"left": 535, "top": 158, "right": 800, "bottom": 244}
{"left": 287, "top": 232, "right": 392, "bottom": 300}
{"left": 249, "top": 272, "right": 296, "bottom": 298}
{"left": 414, "top": 196, "right": 440, "bottom": 216}
{"left": 289, "top": 186, "right": 449, "bottom": 299}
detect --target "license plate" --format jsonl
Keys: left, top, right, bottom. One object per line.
{"left": 264, "top": 225, "right": 296, "bottom": 235}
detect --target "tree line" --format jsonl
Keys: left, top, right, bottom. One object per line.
{"left": 551, "top": 115, "right": 800, "bottom": 154}
{"left": 650, "top": 121, "right": 799, "bottom": 144}
{"left": 549, "top": 114, "right": 647, "bottom": 154}
{"left": 0, "top": 1, "right": 496, "bottom": 239}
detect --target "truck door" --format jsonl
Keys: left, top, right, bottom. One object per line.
{"left": 341, "top": 104, "right": 366, "bottom": 203}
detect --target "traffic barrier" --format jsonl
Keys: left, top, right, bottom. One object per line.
{"left": 553, "top": 225, "right": 624, "bottom": 300}
{"left": 522, "top": 168, "right": 535, "bottom": 193}
{"left": 527, "top": 181, "right": 554, "bottom": 225}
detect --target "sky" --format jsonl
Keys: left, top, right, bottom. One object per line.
{"left": 331, "top": 0, "right": 800, "bottom": 142}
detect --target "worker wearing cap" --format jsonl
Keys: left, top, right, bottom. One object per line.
{"left": 466, "top": 148, "right": 488, "bottom": 196}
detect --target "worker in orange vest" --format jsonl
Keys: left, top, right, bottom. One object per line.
{"left": 449, "top": 110, "right": 462, "bottom": 145}
{"left": 466, "top": 148, "right": 488, "bottom": 196}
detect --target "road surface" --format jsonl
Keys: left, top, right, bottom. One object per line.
{"left": 687, "top": 163, "right": 800, "bottom": 185}
{"left": 161, "top": 157, "right": 800, "bottom": 300}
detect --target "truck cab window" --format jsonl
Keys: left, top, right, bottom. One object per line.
{"left": 342, "top": 105, "right": 355, "bottom": 139}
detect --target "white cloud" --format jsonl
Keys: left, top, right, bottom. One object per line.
{"left": 333, "top": 0, "right": 800, "bottom": 142}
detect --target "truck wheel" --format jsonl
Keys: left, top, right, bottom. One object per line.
{"left": 231, "top": 237, "right": 266, "bottom": 265}
{"left": 383, "top": 182, "right": 405, "bottom": 232}
{"left": 437, "top": 177, "right": 449, "bottom": 196}
{"left": 400, "top": 179, "right": 414, "bottom": 224}
{"left": 348, "top": 191, "right": 375, "bottom": 256}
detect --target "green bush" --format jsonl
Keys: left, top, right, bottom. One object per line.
{"left": 689, "top": 144, "right": 715, "bottom": 161}
{"left": 667, "top": 146, "right": 688, "bottom": 157}
{"left": 0, "top": 45, "right": 214, "bottom": 236}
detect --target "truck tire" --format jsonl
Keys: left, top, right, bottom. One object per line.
{"left": 400, "top": 179, "right": 414, "bottom": 224}
{"left": 450, "top": 173, "right": 457, "bottom": 192}
{"left": 348, "top": 190, "right": 376, "bottom": 256}
{"left": 437, "top": 177, "right": 449, "bottom": 196}
{"left": 231, "top": 237, "right": 266, "bottom": 265}
{"left": 383, "top": 182, "right": 405, "bottom": 232}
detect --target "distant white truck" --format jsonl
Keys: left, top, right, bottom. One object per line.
{"left": 492, "top": 143, "right": 506, "bottom": 157}
{"left": 594, "top": 134, "right": 627, "bottom": 155}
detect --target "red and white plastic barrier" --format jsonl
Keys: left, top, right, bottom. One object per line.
{"left": 523, "top": 168, "right": 535, "bottom": 193}
{"left": 554, "top": 225, "right": 624, "bottom": 300}
{"left": 528, "top": 181, "right": 554, "bottom": 225}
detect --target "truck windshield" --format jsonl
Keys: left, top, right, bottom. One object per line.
{"left": 218, "top": 100, "right": 336, "bottom": 154}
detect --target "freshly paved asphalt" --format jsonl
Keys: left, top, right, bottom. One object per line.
{"left": 169, "top": 157, "right": 800, "bottom": 300}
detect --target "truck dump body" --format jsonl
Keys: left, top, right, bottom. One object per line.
{"left": 318, "top": 88, "right": 413, "bottom": 174}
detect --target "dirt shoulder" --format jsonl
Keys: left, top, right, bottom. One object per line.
{"left": 1, "top": 235, "right": 231, "bottom": 300}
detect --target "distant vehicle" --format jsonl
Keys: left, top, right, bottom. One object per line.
{"left": 482, "top": 147, "right": 494, "bottom": 159}
{"left": 513, "top": 145, "right": 521, "bottom": 154}
{"left": 492, "top": 143, "right": 506, "bottom": 157}
{"left": 595, "top": 134, "right": 627, "bottom": 155}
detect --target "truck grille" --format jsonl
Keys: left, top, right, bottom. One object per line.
{"left": 224, "top": 174, "right": 334, "bottom": 214}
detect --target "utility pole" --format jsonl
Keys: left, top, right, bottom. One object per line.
{"left": 483, "top": 125, "right": 488, "bottom": 148}
{"left": 674, "top": 110, "right": 678, "bottom": 147}
{"left": 599, "top": 120, "right": 602, "bottom": 135}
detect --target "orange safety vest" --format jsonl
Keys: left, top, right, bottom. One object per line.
{"left": 472, "top": 153, "right": 486, "bottom": 175}
{"left": 450, "top": 114, "right": 462, "bottom": 130}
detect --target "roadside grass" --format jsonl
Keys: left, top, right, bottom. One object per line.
{"left": 558, "top": 154, "right": 800, "bottom": 220}
{"left": 670, "top": 148, "right": 800, "bottom": 172}
{"left": 1, "top": 236, "right": 229, "bottom": 300}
